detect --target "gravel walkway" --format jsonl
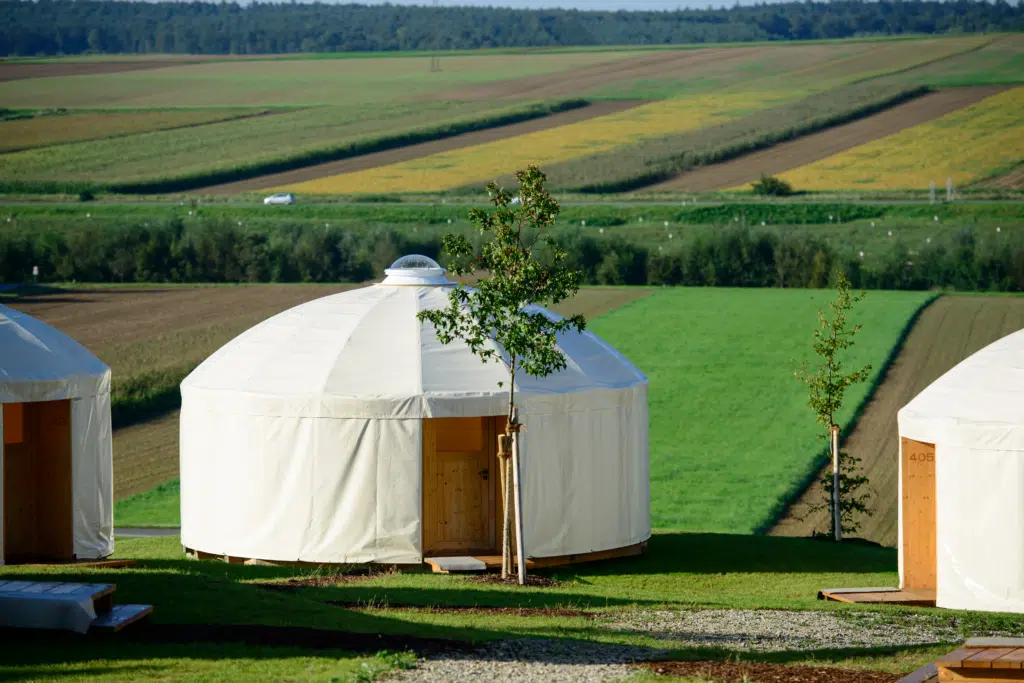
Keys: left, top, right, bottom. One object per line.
{"left": 388, "top": 608, "right": 960, "bottom": 682}
{"left": 607, "top": 608, "right": 960, "bottom": 652}
{"left": 389, "top": 638, "right": 660, "bottom": 683}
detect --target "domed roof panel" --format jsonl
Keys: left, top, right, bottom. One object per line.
{"left": 0, "top": 304, "right": 109, "bottom": 402}
{"left": 182, "top": 283, "right": 646, "bottom": 418}
{"left": 899, "top": 328, "right": 1024, "bottom": 448}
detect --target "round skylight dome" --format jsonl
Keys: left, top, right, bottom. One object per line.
{"left": 382, "top": 254, "right": 452, "bottom": 286}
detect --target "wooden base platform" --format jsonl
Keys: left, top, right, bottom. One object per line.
{"left": 898, "top": 639, "right": 1024, "bottom": 682}
{"left": 818, "top": 586, "right": 937, "bottom": 607}
{"left": 188, "top": 540, "right": 648, "bottom": 573}
{"left": 425, "top": 542, "right": 648, "bottom": 574}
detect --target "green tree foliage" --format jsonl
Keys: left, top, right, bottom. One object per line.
{"left": 417, "top": 166, "right": 585, "bottom": 580}
{"left": 752, "top": 174, "right": 795, "bottom": 197}
{"left": 3, "top": 220, "right": 1024, "bottom": 292}
{"left": 1, "top": 0, "right": 1020, "bottom": 56}
{"left": 795, "top": 271, "right": 873, "bottom": 539}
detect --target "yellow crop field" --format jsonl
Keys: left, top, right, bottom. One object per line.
{"left": 279, "top": 92, "right": 799, "bottom": 194}
{"left": 777, "top": 87, "right": 1024, "bottom": 191}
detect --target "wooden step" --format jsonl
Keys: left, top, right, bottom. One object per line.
{"left": 896, "top": 663, "right": 938, "bottom": 683}
{"left": 818, "top": 586, "right": 936, "bottom": 607}
{"left": 424, "top": 555, "right": 539, "bottom": 573}
{"left": 90, "top": 604, "right": 153, "bottom": 632}
{"left": 936, "top": 644, "right": 1024, "bottom": 681}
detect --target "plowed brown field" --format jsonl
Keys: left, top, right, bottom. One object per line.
{"left": 652, "top": 86, "right": 1007, "bottom": 192}
{"left": 203, "top": 100, "right": 648, "bottom": 193}
{"left": 978, "top": 163, "right": 1024, "bottom": 189}
{"left": 5, "top": 285, "right": 651, "bottom": 498}
{"left": 0, "top": 58, "right": 215, "bottom": 82}
{"left": 771, "top": 295, "right": 1024, "bottom": 547}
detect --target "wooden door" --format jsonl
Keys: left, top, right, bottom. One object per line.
{"left": 2, "top": 400, "right": 73, "bottom": 563}
{"left": 901, "top": 437, "right": 936, "bottom": 590}
{"left": 422, "top": 417, "right": 497, "bottom": 555}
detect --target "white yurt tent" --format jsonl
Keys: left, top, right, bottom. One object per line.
{"left": 0, "top": 304, "right": 113, "bottom": 564}
{"left": 897, "top": 328, "right": 1024, "bottom": 612}
{"left": 180, "top": 256, "right": 650, "bottom": 565}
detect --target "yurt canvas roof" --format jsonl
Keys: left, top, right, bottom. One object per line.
{"left": 0, "top": 304, "right": 110, "bottom": 402}
{"left": 898, "top": 328, "right": 1024, "bottom": 449}
{"left": 182, "top": 270, "right": 646, "bottom": 419}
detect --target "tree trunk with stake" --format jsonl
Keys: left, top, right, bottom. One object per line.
{"left": 498, "top": 432, "right": 511, "bottom": 579}
{"left": 831, "top": 424, "right": 841, "bottom": 542}
{"left": 511, "top": 408, "right": 526, "bottom": 585}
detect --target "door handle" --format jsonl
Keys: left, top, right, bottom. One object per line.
{"left": 479, "top": 469, "right": 489, "bottom": 480}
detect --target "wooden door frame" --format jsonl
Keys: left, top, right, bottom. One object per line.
{"left": 421, "top": 416, "right": 502, "bottom": 556}
{"left": 901, "top": 437, "right": 937, "bottom": 590}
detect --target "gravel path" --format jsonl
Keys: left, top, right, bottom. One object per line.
{"left": 389, "top": 638, "right": 660, "bottom": 683}
{"left": 607, "top": 608, "right": 960, "bottom": 652}
{"left": 388, "top": 608, "right": 960, "bottom": 682}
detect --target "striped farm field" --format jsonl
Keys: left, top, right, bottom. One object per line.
{"left": 0, "top": 100, "right": 516, "bottom": 187}
{"left": 776, "top": 86, "right": 1024, "bottom": 191}
{"left": 278, "top": 91, "right": 800, "bottom": 194}
{"left": 0, "top": 108, "right": 267, "bottom": 153}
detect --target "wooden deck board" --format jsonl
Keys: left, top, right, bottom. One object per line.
{"left": 818, "top": 587, "right": 936, "bottom": 607}
{"left": 936, "top": 644, "right": 1024, "bottom": 681}
{"left": 897, "top": 662, "right": 939, "bottom": 683}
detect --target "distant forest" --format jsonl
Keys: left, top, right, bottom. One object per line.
{"left": 1, "top": 0, "right": 1022, "bottom": 56}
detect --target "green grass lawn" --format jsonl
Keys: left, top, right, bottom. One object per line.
{"left": 3, "top": 531, "right": 1020, "bottom": 680}
{"left": 116, "top": 479, "right": 181, "bottom": 527}
{"left": 589, "top": 287, "right": 933, "bottom": 533}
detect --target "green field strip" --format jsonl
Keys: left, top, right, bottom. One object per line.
{"left": 589, "top": 287, "right": 933, "bottom": 534}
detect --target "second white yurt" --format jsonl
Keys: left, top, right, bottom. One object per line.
{"left": 0, "top": 304, "right": 113, "bottom": 564}
{"left": 897, "top": 327, "right": 1024, "bottom": 612}
{"left": 180, "top": 256, "right": 650, "bottom": 566}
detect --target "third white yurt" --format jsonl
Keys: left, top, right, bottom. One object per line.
{"left": 179, "top": 256, "right": 650, "bottom": 566}
{"left": 897, "top": 328, "right": 1024, "bottom": 612}
{"left": 0, "top": 304, "right": 113, "bottom": 564}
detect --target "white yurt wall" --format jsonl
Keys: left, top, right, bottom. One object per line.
{"left": 0, "top": 304, "right": 114, "bottom": 563}
{"left": 898, "top": 327, "right": 1024, "bottom": 612}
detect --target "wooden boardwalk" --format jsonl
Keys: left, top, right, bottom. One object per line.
{"left": 898, "top": 639, "right": 1024, "bottom": 682}
{"left": 818, "top": 586, "right": 936, "bottom": 607}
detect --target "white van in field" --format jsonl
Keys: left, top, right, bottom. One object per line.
{"left": 264, "top": 192, "right": 295, "bottom": 205}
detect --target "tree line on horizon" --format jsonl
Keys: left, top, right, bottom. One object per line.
{"left": 1, "top": 0, "right": 1021, "bottom": 56}
{"left": 2, "top": 219, "right": 1021, "bottom": 293}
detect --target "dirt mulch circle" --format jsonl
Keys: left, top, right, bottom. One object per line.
{"left": 328, "top": 602, "right": 594, "bottom": 619}
{"left": 467, "top": 573, "right": 560, "bottom": 588}
{"left": 643, "top": 660, "right": 902, "bottom": 683}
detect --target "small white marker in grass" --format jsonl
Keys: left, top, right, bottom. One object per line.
{"left": 859, "top": 251, "right": 865, "bottom": 258}
{"left": 582, "top": 220, "right": 586, "bottom": 227}
{"left": 888, "top": 231, "right": 892, "bottom": 238}
{"left": 997, "top": 227, "right": 1001, "bottom": 233}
